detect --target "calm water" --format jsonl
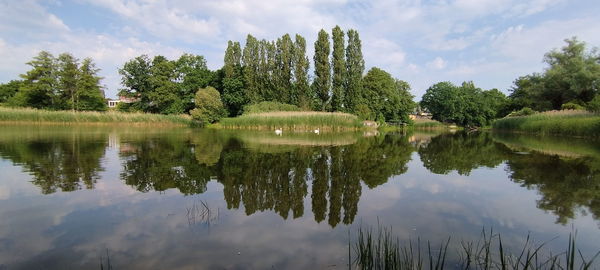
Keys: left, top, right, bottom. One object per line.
{"left": 0, "top": 125, "right": 599, "bottom": 269}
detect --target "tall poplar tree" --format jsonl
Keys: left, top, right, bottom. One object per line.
{"left": 242, "top": 35, "right": 260, "bottom": 103}
{"left": 331, "top": 26, "right": 346, "bottom": 112}
{"left": 275, "top": 34, "right": 294, "bottom": 104}
{"left": 345, "top": 29, "right": 365, "bottom": 113}
{"left": 222, "top": 41, "right": 246, "bottom": 116}
{"left": 293, "top": 34, "right": 311, "bottom": 109}
{"left": 313, "top": 29, "right": 331, "bottom": 111}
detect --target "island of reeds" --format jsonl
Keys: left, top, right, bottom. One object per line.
{"left": 1, "top": 29, "right": 599, "bottom": 135}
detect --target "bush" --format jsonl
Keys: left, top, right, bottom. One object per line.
{"left": 507, "top": 107, "right": 537, "bottom": 117}
{"left": 190, "top": 87, "right": 226, "bottom": 126}
{"left": 586, "top": 95, "right": 600, "bottom": 113}
{"left": 561, "top": 102, "right": 584, "bottom": 110}
{"left": 242, "top": 101, "right": 300, "bottom": 114}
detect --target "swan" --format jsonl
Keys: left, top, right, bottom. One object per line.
{"left": 313, "top": 129, "right": 320, "bottom": 134}
{"left": 275, "top": 128, "right": 282, "bottom": 135}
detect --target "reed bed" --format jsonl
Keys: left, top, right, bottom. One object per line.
{"left": 353, "top": 225, "right": 599, "bottom": 270}
{"left": 492, "top": 110, "right": 600, "bottom": 138}
{"left": 412, "top": 118, "right": 447, "bottom": 129}
{"left": 216, "top": 111, "right": 364, "bottom": 131}
{"left": 0, "top": 107, "right": 193, "bottom": 126}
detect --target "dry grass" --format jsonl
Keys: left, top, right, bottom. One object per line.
{"left": 0, "top": 107, "right": 193, "bottom": 126}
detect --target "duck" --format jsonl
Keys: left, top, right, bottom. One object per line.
{"left": 275, "top": 128, "right": 283, "bottom": 135}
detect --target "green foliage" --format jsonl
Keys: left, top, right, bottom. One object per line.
{"left": 509, "top": 37, "right": 600, "bottom": 111}
{"left": 586, "top": 95, "right": 600, "bottom": 113}
{"left": 493, "top": 110, "right": 600, "bottom": 137}
{"left": 0, "top": 80, "right": 22, "bottom": 103}
{"left": 77, "top": 58, "right": 107, "bottom": 111}
{"left": 361, "top": 67, "right": 415, "bottom": 123}
{"left": 13, "top": 51, "right": 58, "bottom": 109}
{"left": 293, "top": 35, "right": 312, "bottom": 110}
{"left": 119, "top": 53, "right": 213, "bottom": 114}
{"left": 421, "top": 81, "right": 503, "bottom": 127}
{"left": 190, "top": 87, "right": 227, "bottom": 126}
{"left": 242, "top": 101, "right": 300, "bottom": 114}
{"left": 345, "top": 29, "right": 365, "bottom": 113}
{"left": 313, "top": 29, "right": 331, "bottom": 111}
{"left": 331, "top": 25, "right": 346, "bottom": 112}
{"left": 561, "top": 102, "right": 585, "bottom": 110}
{"left": 507, "top": 107, "right": 537, "bottom": 117}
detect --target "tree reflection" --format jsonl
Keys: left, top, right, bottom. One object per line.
{"left": 0, "top": 135, "right": 106, "bottom": 194}
{"left": 417, "top": 132, "right": 509, "bottom": 175}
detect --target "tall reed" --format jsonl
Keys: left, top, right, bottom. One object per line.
{"left": 353, "top": 225, "right": 600, "bottom": 270}
{"left": 492, "top": 110, "right": 600, "bottom": 137}
{"left": 0, "top": 107, "right": 193, "bottom": 126}
{"left": 216, "top": 111, "right": 364, "bottom": 131}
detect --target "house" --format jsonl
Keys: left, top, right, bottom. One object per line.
{"left": 107, "top": 95, "right": 140, "bottom": 108}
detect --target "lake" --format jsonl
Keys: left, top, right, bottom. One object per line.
{"left": 0, "top": 125, "right": 599, "bottom": 269}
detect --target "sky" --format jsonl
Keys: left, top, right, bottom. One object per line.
{"left": 1, "top": 0, "right": 599, "bottom": 99}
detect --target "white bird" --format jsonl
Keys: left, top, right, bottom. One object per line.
{"left": 275, "top": 128, "right": 282, "bottom": 135}
{"left": 313, "top": 129, "right": 320, "bottom": 134}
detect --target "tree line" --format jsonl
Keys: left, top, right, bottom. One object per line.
{"left": 420, "top": 37, "right": 600, "bottom": 127}
{"left": 0, "top": 51, "right": 106, "bottom": 111}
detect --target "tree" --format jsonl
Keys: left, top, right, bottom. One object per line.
{"left": 147, "top": 55, "right": 181, "bottom": 114}
{"left": 57, "top": 53, "right": 80, "bottom": 110}
{"left": 313, "top": 29, "right": 331, "bottom": 111}
{"left": 345, "top": 29, "right": 365, "bottom": 113}
{"left": 77, "top": 58, "right": 107, "bottom": 111}
{"left": 242, "top": 35, "right": 261, "bottom": 104}
{"left": 175, "top": 53, "right": 212, "bottom": 113}
{"left": 361, "top": 67, "right": 415, "bottom": 122}
{"left": 331, "top": 26, "right": 346, "bottom": 112}
{"left": 508, "top": 37, "right": 600, "bottom": 111}
{"left": 275, "top": 34, "right": 294, "bottom": 104}
{"left": 191, "top": 87, "right": 227, "bottom": 126}
{"left": 12, "top": 51, "right": 58, "bottom": 109}
{"left": 293, "top": 34, "right": 311, "bottom": 109}
{"left": 421, "top": 81, "right": 499, "bottom": 127}
{"left": 222, "top": 41, "right": 247, "bottom": 116}
{"left": 0, "top": 80, "right": 22, "bottom": 103}
{"left": 119, "top": 54, "right": 152, "bottom": 111}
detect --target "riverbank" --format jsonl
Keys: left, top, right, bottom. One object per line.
{"left": 492, "top": 110, "right": 600, "bottom": 138}
{"left": 0, "top": 107, "right": 193, "bottom": 126}
{"left": 212, "top": 111, "right": 364, "bottom": 132}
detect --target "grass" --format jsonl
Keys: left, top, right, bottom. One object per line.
{"left": 353, "top": 225, "right": 600, "bottom": 270}
{"left": 492, "top": 110, "right": 600, "bottom": 138}
{"left": 0, "top": 107, "right": 193, "bottom": 126}
{"left": 412, "top": 118, "right": 450, "bottom": 129}
{"left": 214, "top": 111, "right": 364, "bottom": 132}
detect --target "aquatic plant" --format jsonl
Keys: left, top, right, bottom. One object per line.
{"left": 492, "top": 110, "right": 600, "bottom": 137}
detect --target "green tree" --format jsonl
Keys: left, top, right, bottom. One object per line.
{"left": 222, "top": 41, "right": 247, "bottom": 116}
{"left": 361, "top": 67, "right": 415, "bottom": 122}
{"left": 77, "top": 58, "right": 107, "bottom": 111}
{"left": 242, "top": 35, "right": 261, "bottom": 104}
{"left": 293, "top": 34, "right": 311, "bottom": 109}
{"left": 0, "top": 80, "right": 22, "bottom": 103}
{"left": 275, "top": 34, "right": 294, "bottom": 104}
{"left": 313, "top": 29, "right": 331, "bottom": 111}
{"left": 190, "top": 86, "right": 227, "bottom": 126}
{"left": 508, "top": 38, "right": 600, "bottom": 111}
{"left": 57, "top": 53, "right": 80, "bottom": 110}
{"left": 119, "top": 54, "right": 152, "bottom": 111}
{"left": 175, "top": 53, "right": 212, "bottom": 113}
{"left": 12, "top": 51, "right": 58, "bottom": 109}
{"left": 331, "top": 26, "right": 346, "bottom": 112}
{"left": 345, "top": 29, "right": 365, "bottom": 113}
{"left": 147, "top": 55, "right": 181, "bottom": 114}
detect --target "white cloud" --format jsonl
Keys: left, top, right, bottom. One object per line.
{"left": 427, "top": 57, "right": 447, "bottom": 70}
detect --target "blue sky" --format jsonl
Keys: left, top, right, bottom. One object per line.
{"left": 1, "top": 0, "right": 599, "bottom": 99}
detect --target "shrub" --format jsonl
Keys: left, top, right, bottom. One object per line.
{"left": 561, "top": 102, "right": 584, "bottom": 110}
{"left": 190, "top": 87, "right": 226, "bottom": 126}
{"left": 242, "top": 101, "right": 300, "bottom": 114}
{"left": 587, "top": 95, "right": 600, "bottom": 113}
{"left": 507, "top": 107, "right": 537, "bottom": 117}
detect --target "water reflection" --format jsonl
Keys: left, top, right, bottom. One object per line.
{"left": 1, "top": 126, "right": 599, "bottom": 227}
